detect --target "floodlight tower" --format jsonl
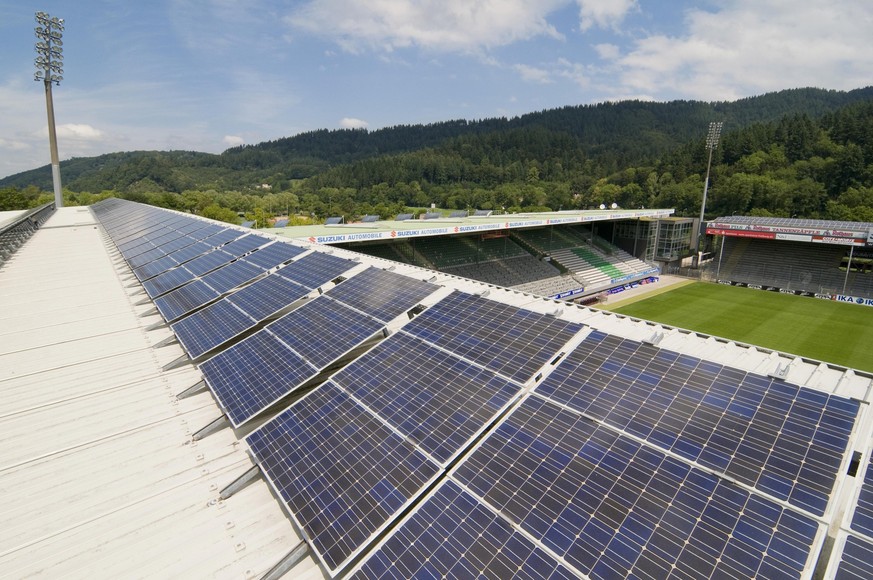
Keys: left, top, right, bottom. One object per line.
{"left": 34, "top": 11, "right": 65, "bottom": 208}
{"left": 696, "top": 121, "right": 723, "bottom": 264}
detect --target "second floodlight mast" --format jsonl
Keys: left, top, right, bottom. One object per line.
{"left": 695, "top": 121, "right": 723, "bottom": 267}
{"left": 34, "top": 11, "right": 65, "bottom": 208}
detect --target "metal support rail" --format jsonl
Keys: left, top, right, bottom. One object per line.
{"left": 0, "top": 202, "right": 56, "bottom": 265}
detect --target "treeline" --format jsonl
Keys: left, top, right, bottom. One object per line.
{"left": 2, "top": 87, "right": 872, "bottom": 224}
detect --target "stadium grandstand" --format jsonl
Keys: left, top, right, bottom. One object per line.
{"left": 3, "top": 199, "right": 873, "bottom": 579}
{"left": 282, "top": 209, "right": 664, "bottom": 301}
{"left": 708, "top": 216, "right": 873, "bottom": 301}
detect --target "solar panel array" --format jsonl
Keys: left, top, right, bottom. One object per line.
{"left": 247, "top": 291, "right": 584, "bottom": 575}
{"left": 89, "top": 199, "right": 871, "bottom": 580}
{"left": 171, "top": 251, "right": 354, "bottom": 359}
{"left": 153, "top": 242, "right": 302, "bottom": 322}
{"left": 201, "top": 267, "right": 440, "bottom": 427}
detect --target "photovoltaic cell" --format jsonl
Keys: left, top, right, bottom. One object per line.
{"left": 534, "top": 330, "right": 859, "bottom": 516}
{"left": 267, "top": 298, "right": 385, "bottom": 370}
{"left": 277, "top": 251, "right": 354, "bottom": 288}
{"left": 352, "top": 480, "right": 577, "bottom": 580}
{"left": 171, "top": 300, "right": 255, "bottom": 358}
{"left": 182, "top": 249, "right": 235, "bottom": 277}
{"left": 154, "top": 280, "right": 220, "bottom": 322}
{"left": 246, "top": 382, "right": 442, "bottom": 575}
{"left": 134, "top": 240, "right": 212, "bottom": 281}
{"left": 200, "top": 331, "right": 319, "bottom": 426}
{"left": 143, "top": 266, "right": 197, "bottom": 298}
{"left": 850, "top": 457, "right": 873, "bottom": 538}
{"left": 402, "top": 291, "right": 583, "bottom": 383}
{"left": 198, "top": 259, "right": 264, "bottom": 295}
{"left": 239, "top": 242, "right": 304, "bottom": 270}
{"left": 227, "top": 273, "right": 311, "bottom": 321}
{"left": 203, "top": 298, "right": 384, "bottom": 426}
{"left": 454, "top": 395, "right": 822, "bottom": 579}
{"left": 326, "top": 267, "right": 438, "bottom": 323}
{"left": 332, "top": 332, "right": 521, "bottom": 465}
{"left": 833, "top": 535, "right": 873, "bottom": 580}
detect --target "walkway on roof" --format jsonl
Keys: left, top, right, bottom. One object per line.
{"left": 0, "top": 207, "right": 320, "bottom": 578}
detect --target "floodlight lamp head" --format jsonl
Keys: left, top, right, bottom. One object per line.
{"left": 611, "top": 202, "right": 618, "bottom": 209}
{"left": 599, "top": 203, "right": 606, "bottom": 210}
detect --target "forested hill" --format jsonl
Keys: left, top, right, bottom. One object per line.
{"left": 3, "top": 86, "right": 872, "bottom": 194}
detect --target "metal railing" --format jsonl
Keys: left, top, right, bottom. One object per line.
{"left": 0, "top": 202, "right": 55, "bottom": 265}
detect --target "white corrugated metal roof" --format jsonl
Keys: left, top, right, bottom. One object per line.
{"left": 0, "top": 207, "right": 322, "bottom": 579}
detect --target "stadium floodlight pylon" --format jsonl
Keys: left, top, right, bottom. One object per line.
{"left": 696, "top": 121, "right": 723, "bottom": 265}
{"left": 34, "top": 11, "right": 65, "bottom": 208}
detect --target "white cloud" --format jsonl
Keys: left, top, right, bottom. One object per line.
{"left": 576, "top": 0, "right": 638, "bottom": 31}
{"left": 514, "top": 64, "right": 553, "bottom": 84}
{"left": 223, "top": 135, "right": 245, "bottom": 146}
{"left": 287, "top": 0, "right": 566, "bottom": 53}
{"left": 594, "top": 43, "right": 620, "bottom": 61}
{"left": 613, "top": 0, "right": 873, "bottom": 101}
{"left": 56, "top": 124, "right": 104, "bottom": 140}
{"left": 339, "top": 117, "right": 369, "bottom": 129}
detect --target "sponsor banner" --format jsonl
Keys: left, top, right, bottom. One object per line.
{"left": 706, "top": 228, "right": 776, "bottom": 240}
{"left": 775, "top": 233, "right": 811, "bottom": 242}
{"left": 717, "top": 280, "right": 827, "bottom": 298}
{"left": 306, "top": 209, "right": 675, "bottom": 244}
{"left": 606, "top": 276, "right": 659, "bottom": 295}
{"left": 551, "top": 287, "right": 586, "bottom": 300}
{"left": 832, "top": 294, "right": 873, "bottom": 307}
{"left": 610, "top": 268, "right": 660, "bottom": 285}
{"left": 811, "top": 236, "right": 867, "bottom": 246}
{"left": 707, "top": 222, "right": 867, "bottom": 238}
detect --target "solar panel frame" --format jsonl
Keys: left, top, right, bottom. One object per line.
{"left": 831, "top": 534, "right": 873, "bottom": 580}
{"left": 154, "top": 280, "right": 220, "bottom": 322}
{"left": 143, "top": 265, "right": 197, "bottom": 298}
{"left": 239, "top": 242, "right": 304, "bottom": 270}
{"left": 350, "top": 479, "right": 578, "bottom": 580}
{"left": 134, "top": 240, "right": 213, "bottom": 281}
{"left": 332, "top": 332, "right": 522, "bottom": 466}
{"left": 324, "top": 267, "right": 439, "bottom": 323}
{"left": 453, "top": 394, "right": 824, "bottom": 579}
{"left": 849, "top": 454, "right": 873, "bottom": 539}
{"left": 402, "top": 291, "right": 583, "bottom": 384}
{"left": 171, "top": 300, "right": 255, "bottom": 359}
{"left": 200, "top": 331, "right": 320, "bottom": 426}
{"left": 277, "top": 251, "right": 354, "bottom": 288}
{"left": 534, "top": 330, "right": 860, "bottom": 516}
{"left": 227, "top": 273, "right": 311, "bottom": 321}
{"left": 246, "top": 382, "right": 443, "bottom": 575}
{"left": 197, "top": 259, "right": 265, "bottom": 295}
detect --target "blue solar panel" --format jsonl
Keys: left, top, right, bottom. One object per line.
{"left": 143, "top": 266, "right": 197, "bottom": 298}
{"left": 834, "top": 535, "right": 873, "bottom": 579}
{"left": 198, "top": 228, "right": 245, "bottom": 248}
{"left": 134, "top": 240, "right": 213, "bottom": 281}
{"left": 273, "top": 218, "right": 289, "bottom": 228}
{"left": 402, "top": 291, "right": 583, "bottom": 383}
{"left": 198, "top": 259, "right": 264, "bottom": 295}
{"left": 246, "top": 382, "right": 442, "bottom": 575}
{"left": 534, "top": 330, "right": 860, "bottom": 516}
{"left": 454, "top": 395, "right": 822, "bottom": 579}
{"left": 352, "top": 480, "right": 577, "bottom": 580}
{"left": 332, "top": 332, "right": 521, "bottom": 465}
{"left": 850, "top": 457, "right": 873, "bottom": 538}
{"left": 267, "top": 298, "right": 385, "bottom": 370}
{"left": 277, "top": 251, "right": 354, "bottom": 287}
{"left": 214, "top": 233, "right": 269, "bottom": 257}
{"left": 203, "top": 298, "right": 384, "bottom": 426}
{"left": 154, "top": 280, "right": 220, "bottom": 321}
{"left": 227, "top": 273, "right": 311, "bottom": 321}
{"left": 200, "top": 331, "right": 318, "bottom": 425}
{"left": 327, "top": 267, "right": 438, "bottom": 322}
{"left": 171, "top": 300, "right": 255, "bottom": 358}
{"left": 183, "top": 249, "right": 235, "bottom": 277}
{"left": 239, "top": 242, "right": 304, "bottom": 270}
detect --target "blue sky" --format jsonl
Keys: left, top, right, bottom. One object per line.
{"left": 2, "top": 0, "right": 872, "bottom": 179}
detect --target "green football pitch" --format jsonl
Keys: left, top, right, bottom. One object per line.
{"left": 610, "top": 282, "right": 873, "bottom": 373}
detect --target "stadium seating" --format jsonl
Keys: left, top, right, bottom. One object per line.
{"left": 715, "top": 237, "right": 873, "bottom": 297}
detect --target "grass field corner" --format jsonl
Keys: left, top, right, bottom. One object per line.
{"left": 611, "top": 282, "right": 873, "bottom": 373}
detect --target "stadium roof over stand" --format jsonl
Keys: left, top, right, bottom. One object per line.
{"left": 3, "top": 200, "right": 873, "bottom": 579}
{"left": 709, "top": 215, "right": 873, "bottom": 247}
{"left": 274, "top": 208, "right": 675, "bottom": 245}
